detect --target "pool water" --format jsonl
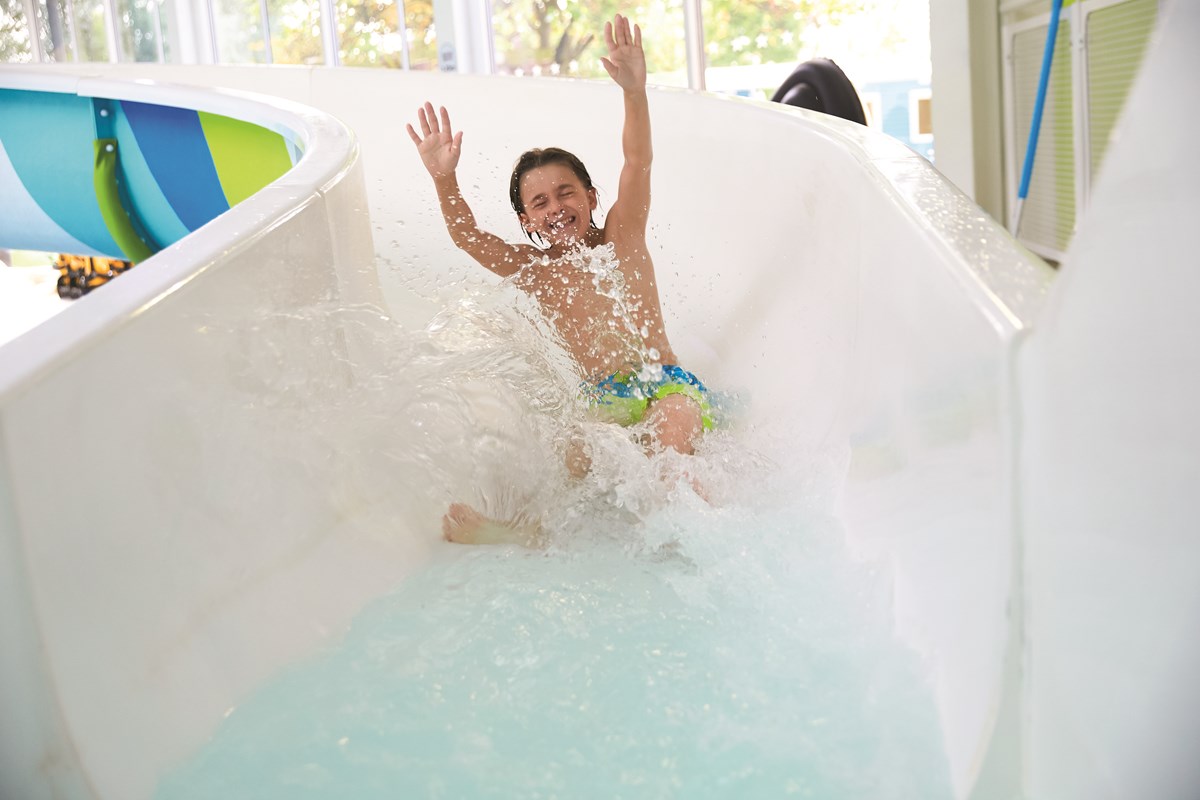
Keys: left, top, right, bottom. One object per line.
{"left": 156, "top": 508, "right": 951, "bottom": 799}
{"left": 156, "top": 256, "right": 953, "bottom": 799}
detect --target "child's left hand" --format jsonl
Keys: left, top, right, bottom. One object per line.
{"left": 600, "top": 14, "right": 646, "bottom": 92}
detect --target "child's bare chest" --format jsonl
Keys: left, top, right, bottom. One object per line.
{"left": 515, "top": 261, "right": 618, "bottom": 330}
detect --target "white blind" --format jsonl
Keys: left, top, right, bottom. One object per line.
{"left": 1086, "top": 0, "right": 1158, "bottom": 184}
{"left": 1012, "top": 18, "right": 1075, "bottom": 255}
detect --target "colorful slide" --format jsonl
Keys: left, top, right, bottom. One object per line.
{"left": 0, "top": 83, "right": 301, "bottom": 262}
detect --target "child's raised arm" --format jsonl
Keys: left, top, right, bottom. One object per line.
{"left": 406, "top": 102, "right": 536, "bottom": 277}
{"left": 600, "top": 14, "right": 652, "bottom": 237}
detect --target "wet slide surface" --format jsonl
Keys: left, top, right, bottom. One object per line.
{"left": 0, "top": 63, "right": 1055, "bottom": 800}
{"left": 146, "top": 275, "right": 953, "bottom": 799}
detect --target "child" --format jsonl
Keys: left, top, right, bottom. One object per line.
{"left": 406, "top": 13, "right": 712, "bottom": 544}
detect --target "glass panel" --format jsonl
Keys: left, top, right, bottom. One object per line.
{"left": 1086, "top": 0, "right": 1156, "bottom": 183}
{"left": 213, "top": 0, "right": 269, "bottom": 63}
{"left": 491, "top": 0, "right": 686, "bottom": 87}
{"left": 114, "top": 0, "right": 170, "bottom": 61}
{"left": 701, "top": 0, "right": 933, "bottom": 158}
{"left": 74, "top": 0, "right": 110, "bottom": 60}
{"left": 403, "top": 0, "right": 434, "bottom": 69}
{"left": 1, "top": 0, "right": 36, "bottom": 61}
{"left": 267, "top": 0, "right": 323, "bottom": 64}
{"left": 336, "top": 0, "right": 434, "bottom": 69}
{"left": 702, "top": 0, "right": 932, "bottom": 101}
{"left": 34, "top": 0, "right": 76, "bottom": 61}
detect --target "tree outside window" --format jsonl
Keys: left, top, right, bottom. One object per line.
{"left": 338, "top": 0, "right": 436, "bottom": 70}
{"left": 267, "top": 0, "right": 323, "bottom": 64}
{"left": 115, "top": 0, "right": 170, "bottom": 62}
{"left": 491, "top": 0, "right": 686, "bottom": 84}
{"left": 1, "top": 0, "right": 34, "bottom": 62}
{"left": 213, "top": 0, "right": 268, "bottom": 63}
{"left": 75, "top": 0, "right": 111, "bottom": 61}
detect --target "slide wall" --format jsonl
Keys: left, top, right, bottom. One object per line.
{"left": 1018, "top": 1, "right": 1200, "bottom": 797}
{"left": 0, "top": 65, "right": 1053, "bottom": 798}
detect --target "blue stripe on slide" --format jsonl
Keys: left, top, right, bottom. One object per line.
{"left": 0, "top": 88, "right": 121, "bottom": 255}
{"left": 111, "top": 104, "right": 190, "bottom": 247}
{"left": 0, "top": 137, "right": 99, "bottom": 256}
{"left": 120, "top": 100, "right": 229, "bottom": 231}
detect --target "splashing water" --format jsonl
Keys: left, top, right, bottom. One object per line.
{"left": 153, "top": 253, "right": 953, "bottom": 799}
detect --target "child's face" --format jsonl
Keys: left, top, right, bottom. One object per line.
{"left": 518, "top": 163, "right": 597, "bottom": 246}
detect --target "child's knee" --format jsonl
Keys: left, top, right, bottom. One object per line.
{"left": 648, "top": 394, "right": 704, "bottom": 454}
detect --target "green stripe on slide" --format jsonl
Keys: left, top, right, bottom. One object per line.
{"left": 197, "top": 111, "right": 293, "bottom": 207}
{"left": 94, "top": 139, "right": 155, "bottom": 263}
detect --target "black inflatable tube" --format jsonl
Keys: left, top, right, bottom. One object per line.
{"left": 770, "top": 58, "right": 867, "bottom": 126}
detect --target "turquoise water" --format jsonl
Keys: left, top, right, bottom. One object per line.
{"left": 156, "top": 266, "right": 952, "bottom": 799}
{"left": 157, "top": 504, "right": 951, "bottom": 799}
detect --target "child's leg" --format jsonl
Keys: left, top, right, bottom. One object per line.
{"left": 566, "top": 435, "right": 592, "bottom": 478}
{"left": 644, "top": 394, "right": 710, "bottom": 501}
{"left": 644, "top": 393, "right": 705, "bottom": 455}
{"left": 442, "top": 503, "right": 541, "bottom": 546}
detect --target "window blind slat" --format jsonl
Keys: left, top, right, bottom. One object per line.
{"left": 1087, "top": 0, "right": 1158, "bottom": 182}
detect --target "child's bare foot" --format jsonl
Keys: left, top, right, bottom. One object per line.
{"left": 442, "top": 503, "right": 540, "bottom": 546}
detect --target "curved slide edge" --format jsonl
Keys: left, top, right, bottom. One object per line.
{"left": 0, "top": 73, "right": 393, "bottom": 800}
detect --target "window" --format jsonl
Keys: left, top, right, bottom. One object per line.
{"left": 337, "top": 0, "right": 435, "bottom": 69}
{"left": 1085, "top": 0, "right": 1156, "bottom": 184}
{"left": 115, "top": 0, "right": 171, "bottom": 62}
{"left": 1002, "top": 0, "right": 1158, "bottom": 258}
{"left": 0, "top": 0, "right": 35, "bottom": 62}
{"left": 266, "top": 0, "right": 323, "bottom": 64}
{"left": 74, "top": 0, "right": 111, "bottom": 61}
{"left": 490, "top": 0, "right": 685, "bottom": 86}
{"left": 33, "top": 0, "right": 77, "bottom": 61}
{"left": 701, "top": 0, "right": 932, "bottom": 106}
{"left": 213, "top": 0, "right": 269, "bottom": 63}
{"left": 1008, "top": 15, "right": 1074, "bottom": 257}
{"left": 702, "top": 1, "right": 815, "bottom": 98}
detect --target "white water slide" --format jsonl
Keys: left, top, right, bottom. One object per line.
{"left": 1, "top": 1, "right": 1196, "bottom": 797}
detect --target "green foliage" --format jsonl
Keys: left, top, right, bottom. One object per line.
{"left": 267, "top": 0, "right": 322, "bottom": 64}
{"left": 703, "top": 0, "right": 865, "bottom": 67}
{"left": 1, "top": 0, "right": 33, "bottom": 62}
{"left": 338, "top": 0, "right": 436, "bottom": 69}
{"left": 1, "top": 0, "right": 870, "bottom": 71}
{"left": 115, "top": 0, "right": 170, "bottom": 62}
{"left": 75, "top": 0, "right": 111, "bottom": 60}
{"left": 490, "top": 0, "right": 865, "bottom": 79}
{"left": 491, "top": 0, "right": 682, "bottom": 78}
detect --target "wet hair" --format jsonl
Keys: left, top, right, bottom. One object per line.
{"left": 509, "top": 147, "right": 600, "bottom": 246}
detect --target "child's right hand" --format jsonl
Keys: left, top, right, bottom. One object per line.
{"left": 406, "top": 102, "right": 463, "bottom": 178}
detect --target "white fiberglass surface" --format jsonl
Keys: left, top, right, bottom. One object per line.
{"left": 150, "top": 267, "right": 952, "bottom": 799}
{"left": 0, "top": 65, "right": 1051, "bottom": 800}
{"left": 1019, "top": 0, "right": 1200, "bottom": 796}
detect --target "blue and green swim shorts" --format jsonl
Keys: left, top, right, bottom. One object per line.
{"left": 583, "top": 364, "right": 715, "bottom": 431}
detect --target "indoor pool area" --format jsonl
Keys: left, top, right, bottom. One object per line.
{"left": 1, "top": 1, "right": 1197, "bottom": 798}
